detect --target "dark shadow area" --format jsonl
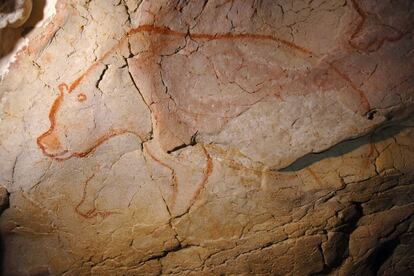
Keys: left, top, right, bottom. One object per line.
{"left": 280, "top": 115, "right": 414, "bottom": 172}
{"left": 349, "top": 238, "right": 400, "bottom": 276}
{"left": 0, "top": 232, "right": 5, "bottom": 276}
{"left": 0, "top": 188, "right": 10, "bottom": 275}
{"left": 0, "top": 0, "right": 46, "bottom": 59}
{"left": 312, "top": 202, "right": 364, "bottom": 276}
{"left": 368, "top": 239, "right": 400, "bottom": 275}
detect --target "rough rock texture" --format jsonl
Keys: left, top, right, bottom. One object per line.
{"left": 0, "top": 0, "right": 56, "bottom": 77}
{"left": 0, "top": 186, "right": 9, "bottom": 214}
{"left": 0, "top": 0, "right": 32, "bottom": 29}
{"left": 0, "top": 0, "right": 413, "bottom": 275}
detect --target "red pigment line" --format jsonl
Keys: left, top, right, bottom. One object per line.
{"left": 329, "top": 63, "right": 371, "bottom": 112}
{"left": 187, "top": 146, "right": 213, "bottom": 210}
{"left": 365, "top": 31, "right": 403, "bottom": 52}
{"left": 143, "top": 143, "right": 178, "bottom": 208}
{"left": 36, "top": 78, "right": 145, "bottom": 160}
{"left": 68, "top": 35, "right": 130, "bottom": 93}
{"left": 38, "top": 22, "right": 371, "bottom": 160}
{"left": 305, "top": 168, "right": 323, "bottom": 186}
{"left": 64, "top": 24, "right": 368, "bottom": 113}
{"left": 38, "top": 125, "right": 144, "bottom": 161}
{"left": 68, "top": 25, "right": 185, "bottom": 93}
{"left": 348, "top": 0, "right": 371, "bottom": 51}
{"left": 67, "top": 24, "right": 314, "bottom": 93}
{"left": 74, "top": 173, "right": 119, "bottom": 219}
{"left": 348, "top": 0, "right": 403, "bottom": 52}
{"left": 55, "top": 129, "right": 144, "bottom": 161}
{"left": 191, "top": 32, "right": 314, "bottom": 56}
{"left": 74, "top": 174, "right": 94, "bottom": 218}
{"left": 36, "top": 83, "right": 68, "bottom": 158}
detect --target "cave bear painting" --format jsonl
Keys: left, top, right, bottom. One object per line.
{"left": 36, "top": 1, "right": 413, "bottom": 218}
{"left": 37, "top": 18, "right": 390, "bottom": 161}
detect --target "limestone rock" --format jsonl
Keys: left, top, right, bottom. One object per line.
{"left": 0, "top": 0, "right": 413, "bottom": 275}
{"left": 0, "top": 0, "right": 32, "bottom": 29}
{"left": 0, "top": 186, "right": 9, "bottom": 214}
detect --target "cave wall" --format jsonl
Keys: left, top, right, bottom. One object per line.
{"left": 0, "top": 0, "right": 413, "bottom": 275}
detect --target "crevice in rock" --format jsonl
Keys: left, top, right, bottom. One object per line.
{"left": 138, "top": 241, "right": 191, "bottom": 266}
{"left": 166, "top": 131, "right": 198, "bottom": 154}
{"left": 95, "top": 64, "right": 109, "bottom": 94}
{"left": 313, "top": 202, "right": 364, "bottom": 275}
{"left": 366, "top": 109, "right": 377, "bottom": 120}
{"left": 349, "top": 238, "right": 401, "bottom": 276}
{"left": 124, "top": 55, "right": 154, "bottom": 142}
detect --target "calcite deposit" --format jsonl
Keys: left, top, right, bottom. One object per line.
{"left": 0, "top": 0, "right": 413, "bottom": 275}
{"left": 0, "top": 0, "right": 32, "bottom": 28}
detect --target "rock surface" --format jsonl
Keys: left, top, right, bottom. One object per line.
{"left": 0, "top": 0, "right": 56, "bottom": 77}
{"left": 0, "top": 186, "right": 9, "bottom": 214}
{"left": 0, "top": 0, "right": 32, "bottom": 29}
{"left": 0, "top": 0, "right": 413, "bottom": 275}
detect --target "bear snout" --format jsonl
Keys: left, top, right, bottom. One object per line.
{"left": 37, "top": 132, "right": 66, "bottom": 157}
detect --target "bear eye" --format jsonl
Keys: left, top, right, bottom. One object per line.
{"left": 77, "top": 93, "right": 87, "bottom": 102}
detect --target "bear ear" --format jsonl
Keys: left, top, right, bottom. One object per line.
{"left": 58, "top": 83, "right": 69, "bottom": 93}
